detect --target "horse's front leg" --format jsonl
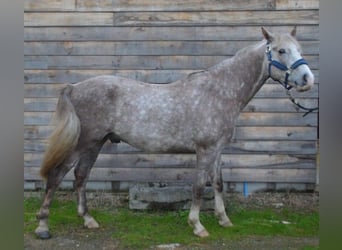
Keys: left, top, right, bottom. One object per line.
{"left": 188, "top": 167, "right": 209, "bottom": 237}
{"left": 212, "top": 154, "right": 233, "bottom": 228}
{"left": 188, "top": 147, "right": 217, "bottom": 237}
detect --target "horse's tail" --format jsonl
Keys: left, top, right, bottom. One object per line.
{"left": 40, "top": 84, "right": 81, "bottom": 180}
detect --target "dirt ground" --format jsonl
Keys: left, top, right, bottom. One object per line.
{"left": 24, "top": 191, "right": 319, "bottom": 250}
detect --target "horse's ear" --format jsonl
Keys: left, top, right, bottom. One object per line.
{"left": 261, "top": 27, "right": 274, "bottom": 42}
{"left": 290, "top": 26, "right": 297, "bottom": 37}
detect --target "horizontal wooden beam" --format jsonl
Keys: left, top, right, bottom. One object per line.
{"left": 24, "top": 0, "right": 319, "bottom": 12}
{"left": 25, "top": 139, "right": 317, "bottom": 155}
{"left": 24, "top": 97, "right": 318, "bottom": 114}
{"left": 24, "top": 110, "right": 318, "bottom": 127}
{"left": 24, "top": 70, "right": 320, "bottom": 86}
{"left": 24, "top": 166, "right": 316, "bottom": 183}
{"left": 25, "top": 0, "right": 276, "bottom": 12}
{"left": 25, "top": 152, "right": 316, "bottom": 169}
{"left": 24, "top": 55, "right": 319, "bottom": 70}
{"left": 24, "top": 125, "right": 318, "bottom": 141}
{"left": 24, "top": 41, "right": 320, "bottom": 56}
{"left": 24, "top": 10, "right": 318, "bottom": 27}
{"left": 24, "top": 26, "right": 319, "bottom": 41}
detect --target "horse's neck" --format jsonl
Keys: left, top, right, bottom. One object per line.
{"left": 212, "top": 41, "right": 269, "bottom": 110}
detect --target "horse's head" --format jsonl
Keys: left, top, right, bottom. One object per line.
{"left": 261, "top": 27, "right": 314, "bottom": 92}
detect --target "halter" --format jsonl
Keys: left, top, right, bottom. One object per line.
{"left": 266, "top": 42, "right": 308, "bottom": 90}
{"left": 265, "top": 41, "right": 318, "bottom": 117}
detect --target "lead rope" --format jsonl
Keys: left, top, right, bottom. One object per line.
{"left": 284, "top": 88, "right": 318, "bottom": 117}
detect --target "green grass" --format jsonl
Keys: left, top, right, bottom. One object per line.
{"left": 24, "top": 196, "right": 318, "bottom": 249}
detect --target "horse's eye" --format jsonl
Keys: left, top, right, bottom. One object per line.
{"left": 278, "top": 49, "right": 286, "bottom": 54}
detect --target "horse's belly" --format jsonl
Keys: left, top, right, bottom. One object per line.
{"left": 123, "top": 133, "right": 196, "bottom": 153}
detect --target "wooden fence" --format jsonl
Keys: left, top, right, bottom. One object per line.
{"left": 24, "top": 0, "right": 319, "bottom": 191}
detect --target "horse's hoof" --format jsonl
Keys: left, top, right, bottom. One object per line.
{"left": 84, "top": 216, "right": 100, "bottom": 229}
{"left": 219, "top": 220, "right": 233, "bottom": 228}
{"left": 35, "top": 231, "right": 51, "bottom": 240}
{"left": 195, "top": 229, "right": 209, "bottom": 238}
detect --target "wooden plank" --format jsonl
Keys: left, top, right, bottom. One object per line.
{"left": 98, "top": 141, "right": 317, "bottom": 155}
{"left": 24, "top": 110, "right": 317, "bottom": 127}
{"left": 24, "top": 11, "right": 319, "bottom": 27}
{"left": 111, "top": 10, "right": 318, "bottom": 27}
{"left": 24, "top": 26, "right": 319, "bottom": 41}
{"left": 24, "top": 0, "right": 319, "bottom": 12}
{"left": 24, "top": 69, "right": 319, "bottom": 87}
{"left": 24, "top": 126, "right": 53, "bottom": 139}
{"left": 24, "top": 41, "right": 319, "bottom": 56}
{"left": 25, "top": 0, "right": 275, "bottom": 12}
{"left": 224, "top": 141, "right": 317, "bottom": 155}
{"left": 24, "top": 125, "right": 317, "bottom": 141}
{"left": 24, "top": 69, "right": 195, "bottom": 84}
{"left": 234, "top": 126, "right": 317, "bottom": 141}
{"left": 24, "top": 166, "right": 316, "bottom": 183}
{"left": 76, "top": 0, "right": 276, "bottom": 12}
{"left": 24, "top": 83, "right": 319, "bottom": 99}
{"left": 243, "top": 98, "right": 318, "bottom": 113}
{"left": 24, "top": 83, "right": 66, "bottom": 98}
{"left": 255, "top": 82, "right": 319, "bottom": 98}
{"left": 25, "top": 152, "right": 315, "bottom": 169}
{"left": 24, "top": 13, "right": 114, "bottom": 27}
{"left": 222, "top": 168, "right": 316, "bottom": 183}
{"left": 24, "top": 0, "right": 76, "bottom": 11}
{"left": 25, "top": 139, "right": 317, "bottom": 155}
{"left": 24, "top": 97, "right": 318, "bottom": 113}
{"left": 237, "top": 112, "right": 317, "bottom": 126}
{"left": 24, "top": 55, "right": 319, "bottom": 70}
{"left": 24, "top": 112, "right": 53, "bottom": 126}
{"left": 275, "top": 0, "right": 319, "bottom": 10}
{"left": 24, "top": 98, "right": 57, "bottom": 112}
{"left": 24, "top": 55, "right": 226, "bottom": 70}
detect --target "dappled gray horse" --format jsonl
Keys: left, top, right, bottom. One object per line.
{"left": 35, "top": 27, "right": 314, "bottom": 239}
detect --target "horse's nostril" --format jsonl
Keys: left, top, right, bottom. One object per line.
{"left": 303, "top": 74, "right": 308, "bottom": 83}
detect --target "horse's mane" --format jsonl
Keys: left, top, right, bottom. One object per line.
{"left": 234, "top": 39, "right": 266, "bottom": 58}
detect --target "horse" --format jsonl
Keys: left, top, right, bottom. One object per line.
{"left": 34, "top": 27, "right": 314, "bottom": 239}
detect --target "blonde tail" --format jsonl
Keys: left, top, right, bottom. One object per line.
{"left": 40, "top": 84, "right": 80, "bottom": 180}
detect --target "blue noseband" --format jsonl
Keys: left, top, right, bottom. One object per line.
{"left": 266, "top": 42, "right": 308, "bottom": 90}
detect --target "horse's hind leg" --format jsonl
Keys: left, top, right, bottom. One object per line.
{"left": 35, "top": 155, "right": 79, "bottom": 239}
{"left": 211, "top": 154, "right": 233, "bottom": 228}
{"left": 74, "top": 143, "right": 103, "bottom": 229}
